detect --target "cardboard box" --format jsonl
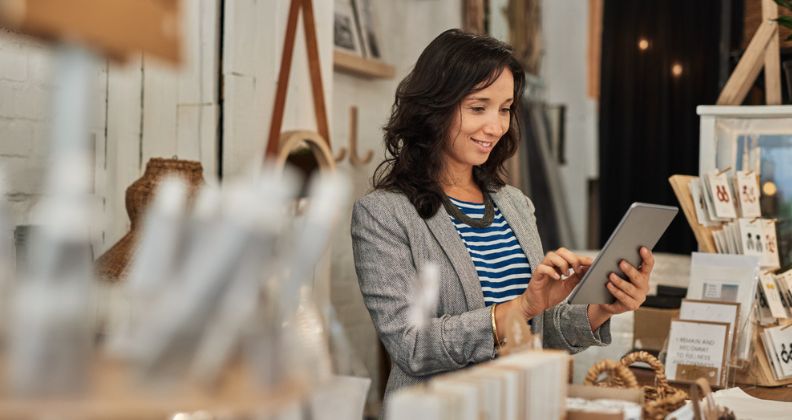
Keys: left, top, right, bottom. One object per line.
{"left": 567, "top": 385, "right": 643, "bottom": 420}
{"left": 633, "top": 307, "right": 679, "bottom": 352}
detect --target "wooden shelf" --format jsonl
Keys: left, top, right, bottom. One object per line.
{"left": 333, "top": 50, "right": 395, "bottom": 79}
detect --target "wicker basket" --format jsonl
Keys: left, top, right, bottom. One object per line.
{"left": 623, "top": 352, "right": 688, "bottom": 419}
{"left": 584, "top": 351, "right": 689, "bottom": 420}
{"left": 95, "top": 158, "right": 204, "bottom": 282}
{"left": 584, "top": 359, "right": 639, "bottom": 388}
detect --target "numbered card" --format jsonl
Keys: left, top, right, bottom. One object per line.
{"left": 761, "top": 220, "right": 781, "bottom": 270}
{"left": 760, "top": 273, "right": 789, "bottom": 319}
{"left": 735, "top": 171, "right": 761, "bottom": 218}
{"left": 665, "top": 319, "right": 729, "bottom": 386}
{"left": 705, "top": 171, "right": 737, "bottom": 219}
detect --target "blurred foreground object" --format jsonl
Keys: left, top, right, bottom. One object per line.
{"left": 0, "top": 0, "right": 182, "bottom": 63}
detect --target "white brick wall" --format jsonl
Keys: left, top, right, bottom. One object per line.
{"left": 0, "top": 2, "right": 220, "bottom": 250}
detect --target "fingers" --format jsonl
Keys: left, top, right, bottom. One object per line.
{"left": 606, "top": 280, "right": 641, "bottom": 311}
{"left": 544, "top": 248, "right": 586, "bottom": 276}
{"left": 619, "top": 259, "right": 649, "bottom": 292}
{"left": 544, "top": 252, "right": 570, "bottom": 276}
{"left": 535, "top": 263, "right": 561, "bottom": 281}
{"left": 609, "top": 272, "right": 638, "bottom": 296}
{"left": 639, "top": 247, "right": 655, "bottom": 275}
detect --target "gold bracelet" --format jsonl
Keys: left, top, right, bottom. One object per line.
{"left": 490, "top": 303, "right": 501, "bottom": 350}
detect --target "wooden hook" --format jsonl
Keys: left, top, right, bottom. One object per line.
{"left": 334, "top": 146, "right": 347, "bottom": 162}
{"left": 345, "top": 106, "right": 373, "bottom": 166}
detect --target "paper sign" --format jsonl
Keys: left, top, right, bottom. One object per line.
{"left": 760, "top": 273, "right": 788, "bottom": 319}
{"left": 735, "top": 171, "right": 761, "bottom": 218}
{"left": 679, "top": 300, "right": 740, "bottom": 362}
{"left": 705, "top": 172, "right": 737, "bottom": 219}
{"left": 665, "top": 319, "right": 729, "bottom": 386}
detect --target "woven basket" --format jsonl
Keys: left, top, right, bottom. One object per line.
{"left": 95, "top": 157, "right": 204, "bottom": 282}
{"left": 583, "top": 359, "right": 639, "bottom": 388}
{"left": 621, "top": 352, "right": 688, "bottom": 419}
{"left": 584, "top": 351, "right": 689, "bottom": 420}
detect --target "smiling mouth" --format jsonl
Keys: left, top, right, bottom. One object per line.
{"left": 473, "top": 139, "right": 494, "bottom": 149}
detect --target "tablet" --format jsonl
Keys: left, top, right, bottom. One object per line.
{"left": 566, "top": 203, "right": 678, "bottom": 305}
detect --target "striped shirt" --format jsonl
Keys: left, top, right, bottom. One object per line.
{"left": 447, "top": 196, "right": 532, "bottom": 307}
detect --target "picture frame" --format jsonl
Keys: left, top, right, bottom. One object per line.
{"left": 679, "top": 299, "right": 740, "bottom": 365}
{"left": 352, "top": 0, "right": 382, "bottom": 60}
{"left": 665, "top": 319, "right": 730, "bottom": 387}
{"left": 334, "top": 0, "right": 363, "bottom": 56}
{"left": 698, "top": 105, "right": 792, "bottom": 271}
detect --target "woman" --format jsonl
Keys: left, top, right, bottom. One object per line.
{"left": 351, "top": 29, "right": 652, "bottom": 403}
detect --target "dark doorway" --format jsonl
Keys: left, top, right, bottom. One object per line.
{"left": 598, "top": 0, "right": 741, "bottom": 253}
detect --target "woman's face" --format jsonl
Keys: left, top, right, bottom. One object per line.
{"left": 443, "top": 68, "right": 514, "bottom": 172}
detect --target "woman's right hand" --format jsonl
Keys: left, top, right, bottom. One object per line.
{"left": 516, "top": 248, "right": 592, "bottom": 319}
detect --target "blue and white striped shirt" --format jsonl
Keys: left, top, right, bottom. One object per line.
{"left": 447, "top": 196, "right": 532, "bottom": 307}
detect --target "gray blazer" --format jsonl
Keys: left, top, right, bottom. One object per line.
{"left": 351, "top": 185, "right": 611, "bottom": 402}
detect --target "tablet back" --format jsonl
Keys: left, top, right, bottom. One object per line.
{"left": 567, "top": 203, "right": 678, "bottom": 305}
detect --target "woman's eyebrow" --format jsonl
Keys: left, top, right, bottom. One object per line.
{"left": 465, "top": 96, "right": 514, "bottom": 104}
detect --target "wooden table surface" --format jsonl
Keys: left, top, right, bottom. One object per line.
{"left": 631, "top": 367, "right": 792, "bottom": 402}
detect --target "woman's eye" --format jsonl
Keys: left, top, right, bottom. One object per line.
{"left": 471, "top": 106, "right": 486, "bottom": 113}
{"left": 500, "top": 108, "right": 511, "bottom": 114}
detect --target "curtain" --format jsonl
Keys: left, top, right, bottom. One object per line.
{"left": 598, "top": 0, "right": 730, "bottom": 253}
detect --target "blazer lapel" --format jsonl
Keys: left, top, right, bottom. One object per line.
{"left": 491, "top": 189, "right": 543, "bottom": 270}
{"left": 425, "top": 207, "right": 486, "bottom": 309}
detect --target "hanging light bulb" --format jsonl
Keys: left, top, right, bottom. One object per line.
{"left": 638, "top": 38, "right": 649, "bottom": 51}
{"left": 763, "top": 181, "right": 777, "bottom": 196}
{"left": 671, "top": 63, "right": 683, "bottom": 77}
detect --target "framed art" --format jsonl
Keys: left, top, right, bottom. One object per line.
{"left": 334, "top": 0, "right": 363, "bottom": 56}
{"left": 352, "top": 0, "right": 381, "bottom": 59}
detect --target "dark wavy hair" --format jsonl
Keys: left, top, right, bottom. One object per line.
{"left": 373, "top": 29, "right": 526, "bottom": 219}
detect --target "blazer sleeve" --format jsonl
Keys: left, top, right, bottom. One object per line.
{"left": 351, "top": 196, "right": 496, "bottom": 377}
{"left": 515, "top": 192, "right": 613, "bottom": 353}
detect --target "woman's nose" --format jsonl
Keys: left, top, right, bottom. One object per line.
{"left": 483, "top": 113, "right": 507, "bottom": 138}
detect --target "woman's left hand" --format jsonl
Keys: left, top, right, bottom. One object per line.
{"left": 593, "top": 247, "right": 654, "bottom": 317}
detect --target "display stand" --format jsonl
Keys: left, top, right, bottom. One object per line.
{"left": 670, "top": 173, "right": 792, "bottom": 387}
{"left": 668, "top": 174, "right": 717, "bottom": 253}
{"left": 733, "top": 321, "right": 792, "bottom": 387}
{"left": 265, "top": 0, "right": 333, "bottom": 162}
